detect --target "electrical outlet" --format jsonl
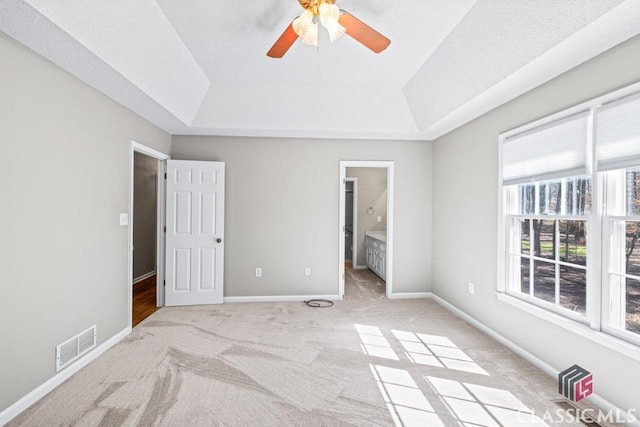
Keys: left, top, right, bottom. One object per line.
{"left": 377, "top": 216, "right": 382, "bottom": 223}
{"left": 255, "top": 268, "right": 262, "bottom": 278}
{"left": 119, "top": 213, "right": 129, "bottom": 226}
{"left": 468, "top": 282, "right": 475, "bottom": 294}
{"left": 305, "top": 268, "right": 311, "bottom": 276}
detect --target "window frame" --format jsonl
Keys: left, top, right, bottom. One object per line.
{"left": 504, "top": 212, "right": 591, "bottom": 324}
{"left": 601, "top": 169, "right": 640, "bottom": 347}
{"left": 497, "top": 81, "right": 640, "bottom": 353}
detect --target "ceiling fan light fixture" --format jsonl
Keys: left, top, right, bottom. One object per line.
{"left": 301, "top": 22, "right": 319, "bottom": 46}
{"left": 319, "top": 3, "right": 340, "bottom": 27}
{"left": 292, "top": 9, "right": 314, "bottom": 36}
{"left": 326, "top": 21, "right": 345, "bottom": 43}
{"left": 319, "top": 3, "right": 344, "bottom": 42}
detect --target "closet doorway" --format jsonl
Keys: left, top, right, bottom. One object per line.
{"left": 132, "top": 151, "right": 159, "bottom": 326}
{"left": 129, "top": 141, "right": 169, "bottom": 327}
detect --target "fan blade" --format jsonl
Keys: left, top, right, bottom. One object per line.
{"left": 267, "top": 23, "right": 298, "bottom": 58}
{"left": 339, "top": 11, "right": 390, "bottom": 53}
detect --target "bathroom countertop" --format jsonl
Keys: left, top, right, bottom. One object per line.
{"left": 365, "top": 231, "right": 387, "bottom": 242}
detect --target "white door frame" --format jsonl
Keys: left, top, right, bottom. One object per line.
{"left": 345, "top": 177, "right": 359, "bottom": 267}
{"left": 339, "top": 161, "right": 394, "bottom": 298}
{"left": 128, "top": 141, "right": 170, "bottom": 328}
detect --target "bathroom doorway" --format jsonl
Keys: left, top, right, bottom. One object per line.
{"left": 339, "top": 161, "right": 394, "bottom": 298}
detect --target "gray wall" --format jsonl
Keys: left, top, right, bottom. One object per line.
{"left": 133, "top": 152, "right": 158, "bottom": 280}
{"left": 346, "top": 167, "right": 387, "bottom": 267}
{"left": 171, "top": 137, "right": 432, "bottom": 297}
{"left": 431, "top": 34, "right": 640, "bottom": 412}
{"left": 0, "top": 33, "right": 171, "bottom": 412}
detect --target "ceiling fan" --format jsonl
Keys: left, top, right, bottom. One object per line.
{"left": 267, "top": 0, "right": 391, "bottom": 58}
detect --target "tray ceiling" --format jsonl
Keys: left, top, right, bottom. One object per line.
{"left": 2, "top": 0, "right": 640, "bottom": 140}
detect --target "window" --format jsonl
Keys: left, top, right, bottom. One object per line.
{"left": 499, "top": 85, "right": 640, "bottom": 347}
{"left": 505, "top": 176, "right": 590, "bottom": 319}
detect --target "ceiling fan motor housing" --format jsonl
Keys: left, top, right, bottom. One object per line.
{"left": 298, "top": 0, "right": 336, "bottom": 15}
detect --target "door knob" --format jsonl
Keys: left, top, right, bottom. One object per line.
{"left": 216, "top": 238, "right": 222, "bottom": 243}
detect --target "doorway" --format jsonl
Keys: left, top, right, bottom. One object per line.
{"left": 339, "top": 161, "right": 394, "bottom": 298}
{"left": 132, "top": 151, "right": 159, "bottom": 326}
{"left": 129, "top": 141, "right": 169, "bottom": 328}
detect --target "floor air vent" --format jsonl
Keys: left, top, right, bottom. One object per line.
{"left": 56, "top": 325, "right": 96, "bottom": 372}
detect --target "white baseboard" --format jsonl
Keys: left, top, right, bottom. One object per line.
{"left": 224, "top": 292, "right": 430, "bottom": 302}
{"left": 428, "top": 293, "right": 640, "bottom": 427}
{"left": 388, "top": 292, "right": 432, "bottom": 299}
{"left": 352, "top": 265, "right": 367, "bottom": 270}
{"left": 224, "top": 294, "right": 343, "bottom": 303}
{"left": 133, "top": 271, "right": 156, "bottom": 285}
{"left": 0, "top": 327, "right": 131, "bottom": 426}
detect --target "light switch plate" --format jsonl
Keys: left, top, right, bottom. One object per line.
{"left": 119, "top": 213, "right": 129, "bottom": 226}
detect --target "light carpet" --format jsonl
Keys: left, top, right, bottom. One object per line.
{"left": 9, "top": 269, "right": 613, "bottom": 426}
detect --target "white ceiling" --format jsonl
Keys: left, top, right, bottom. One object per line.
{"left": 2, "top": 0, "right": 640, "bottom": 141}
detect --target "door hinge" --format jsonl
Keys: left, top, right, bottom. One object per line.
{"left": 163, "top": 279, "right": 166, "bottom": 287}
{"left": 164, "top": 226, "right": 166, "bottom": 232}
{"left": 342, "top": 273, "right": 345, "bottom": 280}
{"left": 164, "top": 172, "right": 167, "bottom": 179}
{"left": 343, "top": 178, "right": 346, "bottom": 184}
{"left": 343, "top": 226, "right": 345, "bottom": 232}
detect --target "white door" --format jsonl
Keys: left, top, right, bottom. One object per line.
{"left": 165, "top": 160, "right": 225, "bottom": 306}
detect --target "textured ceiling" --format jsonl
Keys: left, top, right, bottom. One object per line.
{"left": 2, "top": 0, "right": 640, "bottom": 140}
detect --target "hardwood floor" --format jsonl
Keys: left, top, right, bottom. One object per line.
{"left": 132, "top": 275, "right": 159, "bottom": 327}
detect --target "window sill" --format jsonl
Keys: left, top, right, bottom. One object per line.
{"left": 495, "top": 292, "right": 640, "bottom": 363}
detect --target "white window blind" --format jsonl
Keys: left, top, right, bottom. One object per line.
{"left": 502, "top": 111, "right": 590, "bottom": 185}
{"left": 597, "top": 91, "right": 640, "bottom": 171}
